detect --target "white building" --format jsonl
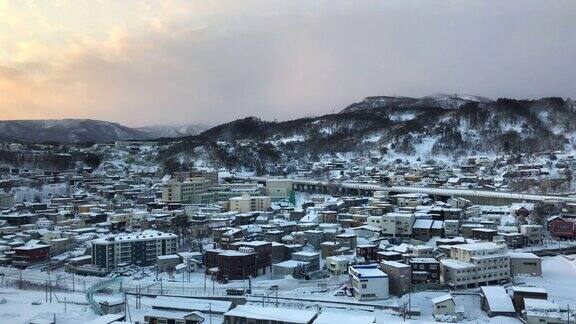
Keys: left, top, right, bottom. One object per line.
{"left": 349, "top": 264, "right": 389, "bottom": 301}
{"left": 367, "top": 212, "right": 414, "bottom": 237}
{"left": 229, "top": 194, "right": 271, "bottom": 213}
{"left": 441, "top": 242, "right": 510, "bottom": 289}
{"left": 265, "top": 179, "right": 292, "bottom": 200}
{"left": 520, "top": 225, "right": 543, "bottom": 244}
{"left": 523, "top": 298, "right": 566, "bottom": 324}
{"left": 432, "top": 294, "right": 456, "bottom": 317}
{"left": 161, "top": 177, "right": 214, "bottom": 204}
{"left": 91, "top": 230, "right": 178, "bottom": 271}
{"left": 325, "top": 255, "right": 352, "bottom": 275}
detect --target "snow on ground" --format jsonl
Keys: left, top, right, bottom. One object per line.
{"left": 0, "top": 287, "right": 97, "bottom": 324}
{"left": 2, "top": 255, "right": 575, "bottom": 323}
{"left": 388, "top": 112, "right": 416, "bottom": 122}
{"left": 514, "top": 255, "right": 576, "bottom": 307}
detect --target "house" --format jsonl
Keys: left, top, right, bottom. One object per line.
{"left": 510, "top": 286, "right": 548, "bottom": 313}
{"left": 272, "top": 260, "right": 308, "bottom": 278}
{"left": 412, "top": 219, "right": 433, "bottom": 240}
{"left": 480, "top": 286, "right": 516, "bottom": 317}
{"left": 499, "top": 232, "right": 526, "bottom": 249}
{"left": 522, "top": 298, "right": 565, "bottom": 324}
{"left": 349, "top": 264, "right": 389, "bottom": 301}
{"left": 471, "top": 228, "right": 498, "bottom": 241}
{"left": 443, "top": 220, "right": 460, "bottom": 237}
{"left": 223, "top": 305, "right": 317, "bottom": 324}
{"left": 144, "top": 310, "right": 204, "bottom": 324}
{"left": 409, "top": 257, "right": 440, "bottom": 284}
{"left": 356, "top": 244, "right": 378, "bottom": 262}
{"left": 432, "top": 294, "right": 456, "bottom": 317}
{"left": 314, "top": 311, "right": 375, "bottom": 324}
{"left": 509, "top": 252, "right": 542, "bottom": 276}
{"left": 292, "top": 251, "right": 320, "bottom": 272}
{"left": 156, "top": 254, "right": 181, "bottom": 272}
{"left": 380, "top": 260, "right": 412, "bottom": 296}
{"left": 335, "top": 233, "right": 357, "bottom": 250}
{"left": 320, "top": 241, "right": 341, "bottom": 259}
{"left": 151, "top": 296, "right": 233, "bottom": 315}
{"left": 520, "top": 225, "right": 543, "bottom": 244}
{"left": 325, "top": 255, "right": 352, "bottom": 275}
{"left": 377, "top": 251, "right": 402, "bottom": 262}
{"left": 431, "top": 220, "right": 444, "bottom": 237}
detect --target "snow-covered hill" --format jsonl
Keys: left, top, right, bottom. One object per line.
{"left": 0, "top": 119, "right": 207, "bottom": 143}
{"left": 341, "top": 93, "right": 493, "bottom": 113}
{"left": 159, "top": 96, "right": 576, "bottom": 173}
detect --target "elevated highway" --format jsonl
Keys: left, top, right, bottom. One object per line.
{"left": 229, "top": 175, "right": 576, "bottom": 205}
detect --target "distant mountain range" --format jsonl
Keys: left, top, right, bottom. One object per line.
{"left": 0, "top": 119, "right": 209, "bottom": 143}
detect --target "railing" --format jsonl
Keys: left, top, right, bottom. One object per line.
{"left": 85, "top": 276, "right": 124, "bottom": 315}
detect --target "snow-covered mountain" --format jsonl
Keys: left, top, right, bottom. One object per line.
{"left": 341, "top": 93, "right": 493, "bottom": 113}
{"left": 159, "top": 96, "right": 576, "bottom": 173}
{"left": 135, "top": 124, "right": 209, "bottom": 139}
{"left": 0, "top": 119, "right": 207, "bottom": 143}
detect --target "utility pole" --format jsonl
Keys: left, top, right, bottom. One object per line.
{"left": 408, "top": 291, "right": 412, "bottom": 319}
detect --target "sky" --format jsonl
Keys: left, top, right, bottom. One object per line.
{"left": 0, "top": 0, "right": 575, "bottom": 127}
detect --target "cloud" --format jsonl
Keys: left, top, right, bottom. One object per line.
{"left": 0, "top": 0, "right": 575, "bottom": 126}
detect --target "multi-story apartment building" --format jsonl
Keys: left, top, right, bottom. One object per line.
{"left": 213, "top": 183, "right": 263, "bottom": 201}
{"left": 520, "top": 225, "right": 543, "bottom": 244}
{"left": 380, "top": 260, "right": 412, "bottom": 296}
{"left": 440, "top": 242, "right": 510, "bottom": 289}
{"left": 265, "top": 179, "right": 293, "bottom": 200}
{"left": 367, "top": 212, "right": 414, "bottom": 237}
{"left": 161, "top": 177, "right": 215, "bottom": 204}
{"left": 92, "top": 230, "right": 178, "bottom": 271}
{"left": 349, "top": 264, "right": 389, "bottom": 301}
{"left": 0, "top": 192, "right": 14, "bottom": 209}
{"left": 229, "top": 194, "right": 271, "bottom": 213}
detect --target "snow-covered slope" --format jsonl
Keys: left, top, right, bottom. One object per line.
{"left": 159, "top": 96, "right": 576, "bottom": 173}
{"left": 341, "top": 93, "right": 493, "bottom": 113}
{"left": 0, "top": 119, "right": 207, "bottom": 143}
{"left": 135, "top": 124, "right": 209, "bottom": 139}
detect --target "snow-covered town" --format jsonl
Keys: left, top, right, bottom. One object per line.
{"left": 2, "top": 1, "right": 576, "bottom": 323}
{"left": 0, "top": 140, "right": 575, "bottom": 324}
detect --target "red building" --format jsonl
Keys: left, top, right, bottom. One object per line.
{"left": 356, "top": 244, "right": 378, "bottom": 262}
{"left": 12, "top": 244, "right": 50, "bottom": 268}
{"left": 203, "top": 248, "right": 256, "bottom": 282}
{"left": 547, "top": 216, "right": 575, "bottom": 239}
